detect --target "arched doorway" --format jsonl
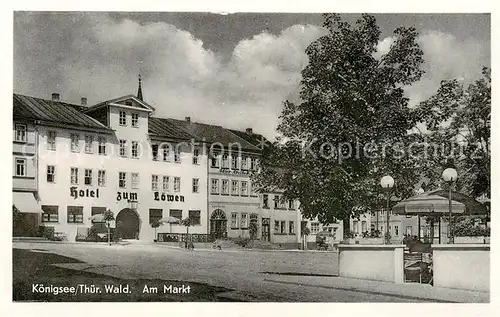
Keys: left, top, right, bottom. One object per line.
{"left": 210, "top": 209, "right": 227, "bottom": 239}
{"left": 116, "top": 208, "right": 140, "bottom": 239}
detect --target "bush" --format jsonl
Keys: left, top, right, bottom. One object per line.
{"left": 452, "top": 218, "right": 490, "bottom": 237}
{"left": 233, "top": 237, "right": 250, "bottom": 247}
{"left": 39, "top": 226, "right": 55, "bottom": 240}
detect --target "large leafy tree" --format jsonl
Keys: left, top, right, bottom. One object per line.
{"left": 253, "top": 14, "right": 425, "bottom": 228}
{"left": 412, "top": 67, "right": 491, "bottom": 199}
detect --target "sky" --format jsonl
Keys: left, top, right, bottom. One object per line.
{"left": 14, "top": 12, "right": 490, "bottom": 139}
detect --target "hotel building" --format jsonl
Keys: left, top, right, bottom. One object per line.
{"left": 12, "top": 82, "right": 310, "bottom": 247}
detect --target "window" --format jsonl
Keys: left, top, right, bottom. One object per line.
{"left": 289, "top": 221, "right": 295, "bottom": 235}
{"left": 221, "top": 179, "right": 229, "bottom": 195}
{"left": 394, "top": 225, "right": 399, "bottom": 236}
{"left": 231, "top": 156, "right": 238, "bottom": 169}
{"left": 211, "top": 179, "right": 219, "bottom": 194}
{"left": 362, "top": 221, "right": 367, "bottom": 233}
{"left": 174, "top": 177, "right": 181, "bottom": 192}
{"left": 70, "top": 134, "right": 79, "bottom": 152}
{"left": 288, "top": 200, "right": 295, "bottom": 210}
{"left": 241, "top": 181, "right": 248, "bottom": 196}
{"left": 70, "top": 167, "right": 79, "bottom": 185}
{"left": 84, "top": 169, "right": 92, "bottom": 185}
{"left": 119, "top": 172, "right": 127, "bottom": 188}
{"left": 67, "top": 206, "right": 83, "bottom": 223}
{"left": 15, "top": 124, "right": 27, "bottom": 142}
{"left": 280, "top": 221, "right": 286, "bottom": 234}
{"left": 46, "top": 165, "right": 55, "bottom": 183}
{"left": 189, "top": 210, "right": 201, "bottom": 225}
{"left": 311, "top": 222, "right": 320, "bottom": 234}
{"left": 263, "top": 194, "right": 269, "bottom": 208}
{"left": 274, "top": 221, "right": 280, "bottom": 234}
{"left": 152, "top": 144, "right": 159, "bottom": 161}
{"left": 174, "top": 146, "right": 181, "bottom": 163}
{"left": 91, "top": 207, "right": 106, "bottom": 223}
{"left": 250, "top": 158, "right": 257, "bottom": 170}
{"left": 131, "top": 173, "right": 139, "bottom": 189}
{"left": 211, "top": 153, "right": 219, "bottom": 168}
{"left": 132, "top": 141, "right": 139, "bottom": 158}
{"left": 162, "top": 145, "right": 170, "bottom": 162}
{"left": 231, "top": 212, "right": 238, "bottom": 228}
{"left": 231, "top": 180, "right": 239, "bottom": 196}
{"left": 15, "top": 158, "right": 26, "bottom": 177}
{"left": 98, "top": 137, "right": 106, "bottom": 155}
{"left": 152, "top": 175, "right": 159, "bottom": 191}
{"left": 119, "top": 111, "right": 127, "bottom": 126}
{"left": 250, "top": 183, "right": 257, "bottom": 196}
{"left": 241, "top": 156, "right": 248, "bottom": 170}
{"left": 169, "top": 209, "right": 182, "bottom": 221}
{"left": 149, "top": 209, "right": 162, "bottom": 225}
{"left": 192, "top": 178, "right": 199, "bottom": 193}
{"left": 241, "top": 213, "right": 248, "bottom": 228}
{"left": 222, "top": 155, "right": 229, "bottom": 168}
{"left": 119, "top": 140, "right": 127, "bottom": 157}
{"left": 193, "top": 149, "right": 199, "bottom": 165}
{"left": 162, "top": 176, "right": 169, "bottom": 192}
{"left": 85, "top": 135, "right": 93, "bottom": 153}
{"left": 42, "top": 205, "right": 58, "bottom": 222}
{"left": 47, "top": 131, "right": 56, "bottom": 150}
{"left": 131, "top": 113, "right": 139, "bottom": 128}
{"left": 434, "top": 224, "right": 439, "bottom": 238}
{"left": 98, "top": 170, "right": 106, "bottom": 187}
{"left": 353, "top": 221, "right": 359, "bottom": 234}
{"left": 274, "top": 195, "right": 286, "bottom": 209}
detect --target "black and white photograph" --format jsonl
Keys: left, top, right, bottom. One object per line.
{"left": 7, "top": 1, "right": 493, "bottom": 311}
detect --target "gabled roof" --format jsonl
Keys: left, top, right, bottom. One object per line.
{"left": 148, "top": 117, "right": 196, "bottom": 141}
{"left": 168, "top": 119, "right": 259, "bottom": 151}
{"left": 13, "top": 94, "right": 111, "bottom": 131}
{"left": 84, "top": 94, "right": 155, "bottom": 113}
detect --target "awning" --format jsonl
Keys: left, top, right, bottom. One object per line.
{"left": 13, "top": 192, "right": 42, "bottom": 213}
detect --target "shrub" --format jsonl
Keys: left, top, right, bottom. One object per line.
{"left": 39, "top": 226, "right": 55, "bottom": 240}
{"left": 452, "top": 218, "right": 490, "bottom": 237}
{"left": 233, "top": 237, "right": 250, "bottom": 247}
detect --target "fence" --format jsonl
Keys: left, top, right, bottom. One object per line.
{"left": 157, "top": 233, "right": 216, "bottom": 243}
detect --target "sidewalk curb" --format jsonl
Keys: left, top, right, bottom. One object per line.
{"left": 263, "top": 278, "right": 456, "bottom": 303}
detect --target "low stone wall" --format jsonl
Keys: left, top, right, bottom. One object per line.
{"left": 453, "top": 236, "right": 490, "bottom": 244}
{"left": 432, "top": 244, "right": 490, "bottom": 292}
{"left": 338, "top": 244, "right": 405, "bottom": 283}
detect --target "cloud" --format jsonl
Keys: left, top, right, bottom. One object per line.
{"left": 405, "top": 30, "right": 487, "bottom": 106}
{"left": 14, "top": 14, "right": 488, "bottom": 139}
{"left": 14, "top": 13, "right": 326, "bottom": 139}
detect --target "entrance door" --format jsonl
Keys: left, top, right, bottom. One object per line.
{"left": 116, "top": 208, "right": 140, "bottom": 239}
{"left": 261, "top": 218, "right": 270, "bottom": 242}
{"left": 210, "top": 209, "right": 227, "bottom": 239}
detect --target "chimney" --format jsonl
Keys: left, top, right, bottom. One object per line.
{"left": 81, "top": 97, "right": 87, "bottom": 106}
{"left": 246, "top": 128, "right": 253, "bottom": 135}
{"left": 185, "top": 117, "right": 191, "bottom": 123}
{"left": 51, "top": 93, "right": 60, "bottom": 101}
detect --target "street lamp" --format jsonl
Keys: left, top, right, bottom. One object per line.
{"left": 380, "top": 175, "right": 395, "bottom": 244}
{"left": 442, "top": 168, "right": 458, "bottom": 244}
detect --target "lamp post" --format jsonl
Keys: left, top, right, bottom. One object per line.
{"left": 380, "top": 176, "right": 395, "bottom": 244}
{"left": 442, "top": 168, "right": 458, "bottom": 244}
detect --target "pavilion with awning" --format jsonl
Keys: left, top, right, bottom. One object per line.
{"left": 391, "top": 190, "right": 488, "bottom": 244}
{"left": 12, "top": 192, "right": 42, "bottom": 237}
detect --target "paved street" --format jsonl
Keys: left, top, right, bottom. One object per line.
{"left": 13, "top": 241, "right": 481, "bottom": 302}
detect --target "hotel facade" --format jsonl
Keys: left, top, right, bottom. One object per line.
{"left": 12, "top": 84, "right": 336, "bottom": 247}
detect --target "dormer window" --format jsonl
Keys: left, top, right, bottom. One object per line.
{"left": 131, "top": 113, "right": 139, "bottom": 128}
{"left": 119, "top": 111, "right": 127, "bottom": 126}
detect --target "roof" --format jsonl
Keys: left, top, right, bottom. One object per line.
{"left": 148, "top": 117, "right": 196, "bottom": 141}
{"left": 229, "top": 129, "right": 272, "bottom": 150}
{"left": 169, "top": 119, "right": 259, "bottom": 151}
{"left": 84, "top": 94, "right": 155, "bottom": 113}
{"left": 13, "top": 94, "right": 111, "bottom": 131}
